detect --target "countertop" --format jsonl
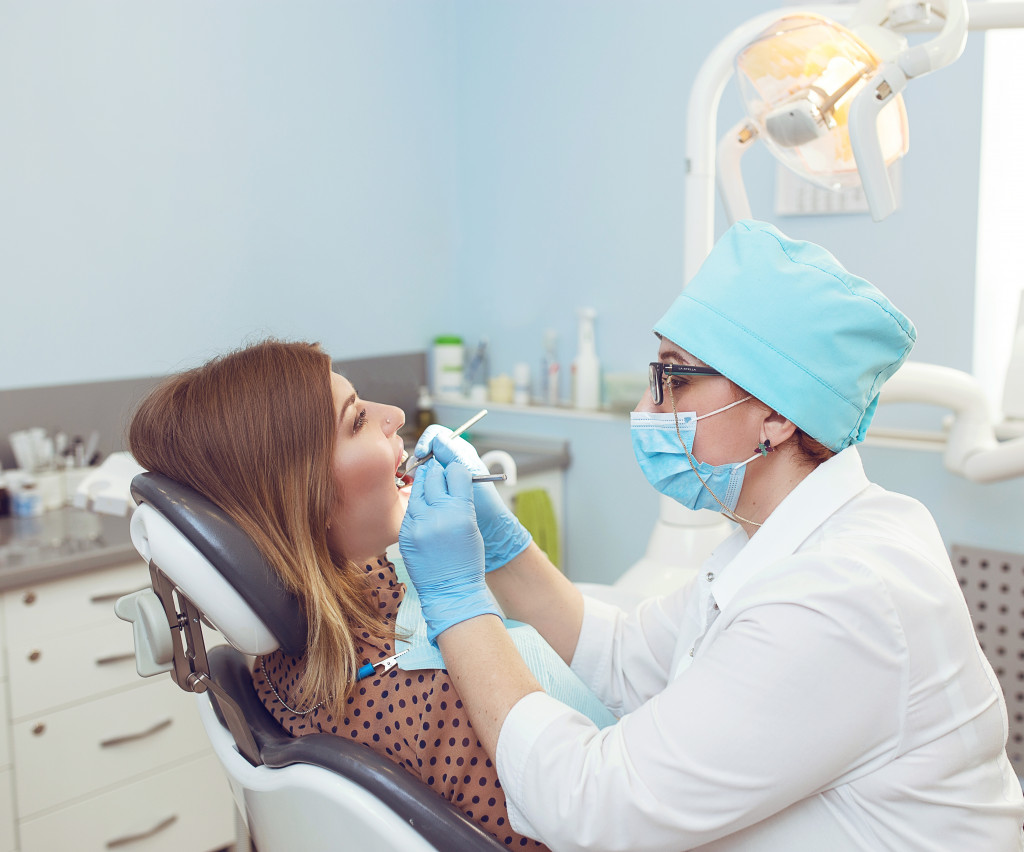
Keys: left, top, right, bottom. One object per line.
{"left": 0, "top": 434, "right": 569, "bottom": 593}
{"left": 0, "top": 506, "right": 137, "bottom": 592}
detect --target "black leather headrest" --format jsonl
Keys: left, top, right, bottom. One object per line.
{"left": 131, "top": 471, "right": 307, "bottom": 657}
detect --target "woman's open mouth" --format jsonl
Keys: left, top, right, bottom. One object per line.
{"left": 395, "top": 450, "right": 412, "bottom": 489}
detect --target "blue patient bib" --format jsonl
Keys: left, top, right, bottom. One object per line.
{"left": 393, "top": 559, "right": 617, "bottom": 729}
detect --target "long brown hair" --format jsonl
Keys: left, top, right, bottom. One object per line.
{"left": 128, "top": 339, "right": 386, "bottom": 715}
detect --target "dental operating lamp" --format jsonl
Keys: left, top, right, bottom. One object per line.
{"left": 622, "top": 1, "right": 1024, "bottom": 595}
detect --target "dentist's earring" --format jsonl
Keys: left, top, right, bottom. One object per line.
{"left": 755, "top": 437, "right": 775, "bottom": 457}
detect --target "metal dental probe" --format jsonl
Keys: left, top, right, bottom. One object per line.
{"left": 400, "top": 408, "right": 490, "bottom": 479}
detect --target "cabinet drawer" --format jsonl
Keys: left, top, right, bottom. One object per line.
{"left": 7, "top": 615, "right": 142, "bottom": 719}
{"left": 0, "top": 768, "right": 15, "bottom": 852}
{"left": 3, "top": 560, "right": 149, "bottom": 638}
{"left": 0, "top": 598, "right": 7, "bottom": 681}
{"left": 0, "top": 676, "right": 9, "bottom": 768}
{"left": 18, "top": 750, "right": 235, "bottom": 852}
{"left": 12, "top": 678, "right": 209, "bottom": 817}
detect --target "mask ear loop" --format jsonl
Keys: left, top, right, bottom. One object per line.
{"left": 666, "top": 376, "right": 763, "bottom": 528}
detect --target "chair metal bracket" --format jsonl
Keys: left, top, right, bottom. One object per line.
{"left": 149, "top": 562, "right": 263, "bottom": 767}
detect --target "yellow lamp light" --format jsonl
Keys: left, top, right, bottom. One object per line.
{"left": 735, "top": 14, "right": 909, "bottom": 192}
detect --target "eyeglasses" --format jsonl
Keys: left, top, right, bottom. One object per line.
{"left": 648, "top": 361, "right": 721, "bottom": 405}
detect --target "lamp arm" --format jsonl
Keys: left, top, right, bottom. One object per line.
{"left": 895, "top": 0, "right": 968, "bottom": 78}
{"left": 877, "top": 362, "right": 1024, "bottom": 482}
{"left": 716, "top": 120, "right": 758, "bottom": 224}
{"left": 683, "top": 4, "right": 857, "bottom": 280}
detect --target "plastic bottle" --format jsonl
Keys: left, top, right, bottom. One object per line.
{"left": 432, "top": 335, "right": 464, "bottom": 400}
{"left": 465, "top": 338, "right": 490, "bottom": 403}
{"left": 513, "top": 363, "right": 531, "bottom": 406}
{"left": 572, "top": 307, "right": 601, "bottom": 410}
{"left": 415, "top": 386, "right": 435, "bottom": 440}
{"left": 541, "top": 329, "right": 560, "bottom": 406}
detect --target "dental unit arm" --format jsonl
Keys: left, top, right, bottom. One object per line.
{"left": 878, "top": 362, "right": 1024, "bottom": 482}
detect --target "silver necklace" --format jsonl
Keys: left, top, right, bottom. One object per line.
{"left": 259, "top": 655, "right": 325, "bottom": 716}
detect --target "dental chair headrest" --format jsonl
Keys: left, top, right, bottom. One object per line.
{"left": 130, "top": 471, "right": 307, "bottom": 657}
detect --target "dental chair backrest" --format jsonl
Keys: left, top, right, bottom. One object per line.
{"left": 117, "top": 471, "right": 505, "bottom": 852}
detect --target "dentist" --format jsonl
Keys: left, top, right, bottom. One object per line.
{"left": 399, "top": 220, "right": 1024, "bottom": 851}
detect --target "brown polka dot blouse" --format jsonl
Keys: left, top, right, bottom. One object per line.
{"left": 252, "top": 556, "right": 548, "bottom": 850}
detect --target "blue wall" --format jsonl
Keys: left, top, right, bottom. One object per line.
{"left": 1, "top": 2, "right": 1019, "bottom": 580}
{"left": 0, "top": 1, "right": 458, "bottom": 387}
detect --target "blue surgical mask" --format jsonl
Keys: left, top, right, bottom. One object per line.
{"left": 630, "top": 398, "right": 759, "bottom": 517}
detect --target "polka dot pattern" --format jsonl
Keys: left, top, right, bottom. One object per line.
{"left": 252, "top": 556, "right": 547, "bottom": 850}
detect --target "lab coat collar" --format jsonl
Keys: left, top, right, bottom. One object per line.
{"left": 710, "top": 446, "right": 871, "bottom": 612}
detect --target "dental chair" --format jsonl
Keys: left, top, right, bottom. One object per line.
{"left": 115, "top": 472, "right": 507, "bottom": 852}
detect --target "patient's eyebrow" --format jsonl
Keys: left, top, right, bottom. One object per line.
{"left": 338, "top": 392, "right": 357, "bottom": 428}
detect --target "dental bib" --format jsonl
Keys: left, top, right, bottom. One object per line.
{"left": 630, "top": 401, "right": 759, "bottom": 515}
{"left": 392, "top": 559, "right": 617, "bottom": 729}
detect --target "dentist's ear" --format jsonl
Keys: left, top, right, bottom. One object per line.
{"left": 761, "top": 410, "right": 798, "bottom": 450}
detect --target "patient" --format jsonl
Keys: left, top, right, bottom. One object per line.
{"left": 127, "top": 339, "right": 549, "bottom": 850}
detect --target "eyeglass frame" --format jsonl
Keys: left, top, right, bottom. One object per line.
{"left": 648, "top": 361, "right": 721, "bottom": 405}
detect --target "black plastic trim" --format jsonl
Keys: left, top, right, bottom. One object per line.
{"left": 131, "top": 472, "right": 307, "bottom": 656}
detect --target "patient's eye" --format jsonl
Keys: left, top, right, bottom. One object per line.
{"left": 353, "top": 408, "right": 368, "bottom": 433}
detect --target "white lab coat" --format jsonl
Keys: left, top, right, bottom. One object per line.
{"left": 496, "top": 447, "right": 1024, "bottom": 852}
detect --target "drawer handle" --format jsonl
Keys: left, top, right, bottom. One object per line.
{"left": 96, "top": 652, "right": 137, "bottom": 666}
{"left": 99, "top": 717, "right": 173, "bottom": 748}
{"left": 106, "top": 814, "right": 178, "bottom": 848}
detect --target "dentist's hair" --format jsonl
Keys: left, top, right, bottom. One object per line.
{"left": 127, "top": 339, "right": 385, "bottom": 716}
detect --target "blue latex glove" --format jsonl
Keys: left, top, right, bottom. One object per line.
{"left": 398, "top": 459, "right": 500, "bottom": 644}
{"left": 415, "top": 425, "right": 532, "bottom": 572}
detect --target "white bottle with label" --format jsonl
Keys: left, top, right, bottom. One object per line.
{"left": 432, "top": 335, "right": 465, "bottom": 400}
{"left": 572, "top": 308, "right": 601, "bottom": 410}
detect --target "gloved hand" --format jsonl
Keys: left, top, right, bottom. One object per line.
{"left": 398, "top": 459, "right": 500, "bottom": 644}
{"left": 414, "top": 425, "right": 532, "bottom": 572}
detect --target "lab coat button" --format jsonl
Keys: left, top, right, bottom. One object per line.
{"left": 713, "top": 602, "right": 719, "bottom": 610}
{"left": 689, "top": 647, "right": 694, "bottom": 657}
{"left": 706, "top": 572, "right": 715, "bottom": 582}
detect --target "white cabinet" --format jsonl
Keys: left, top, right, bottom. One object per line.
{"left": 0, "top": 599, "right": 16, "bottom": 852}
{"left": 0, "top": 562, "right": 235, "bottom": 852}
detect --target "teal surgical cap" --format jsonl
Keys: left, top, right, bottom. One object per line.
{"left": 654, "top": 219, "right": 916, "bottom": 452}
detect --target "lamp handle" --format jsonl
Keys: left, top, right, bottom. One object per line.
{"left": 848, "top": 61, "right": 908, "bottom": 222}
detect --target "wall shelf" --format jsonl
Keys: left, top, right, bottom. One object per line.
{"left": 434, "top": 398, "right": 627, "bottom": 423}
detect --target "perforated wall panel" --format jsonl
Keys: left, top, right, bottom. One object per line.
{"left": 951, "top": 543, "right": 1024, "bottom": 775}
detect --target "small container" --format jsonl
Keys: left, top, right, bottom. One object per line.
{"left": 12, "top": 480, "right": 43, "bottom": 518}
{"left": 432, "top": 335, "right": 465, "bottom": 400}
{"left": 488, "top": 374, "right": 515, "bottom": 404}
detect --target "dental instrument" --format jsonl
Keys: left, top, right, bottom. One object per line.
{"left": 399, "top": 409, "right": 488, "bottom": 479}
{"left": 471, "top": 474, "right": 507, "bottom": 483}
